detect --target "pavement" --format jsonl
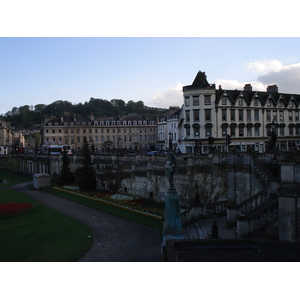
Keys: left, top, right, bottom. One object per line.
{"left": 10, "top": 182, "right": 162, "bottom": 262}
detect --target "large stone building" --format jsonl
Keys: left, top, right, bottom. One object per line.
{"left": 179, "top": 71, "right": 300, "bottom": 153}
{"left": 42, "top": 113, "right": 158, "bottom": 153}
{"left": 0, "top": 118, "right": 13, "bottom": 155}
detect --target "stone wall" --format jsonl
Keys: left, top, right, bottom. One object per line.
{"left": 17, "top": 152, "right": 264, "bottom": 205}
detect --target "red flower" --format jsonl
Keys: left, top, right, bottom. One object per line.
{"left": 0, "top": 203, "right": 33, "bottom": 216}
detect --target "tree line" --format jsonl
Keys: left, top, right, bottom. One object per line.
{"left": 2, "top": 98, "right": 168, "bottom": 129}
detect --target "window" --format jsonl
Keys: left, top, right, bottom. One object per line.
{"left": 289, "top": 111, "right": 293, "bottom": 122}
{"left": 238, "top": 110, "right": 243, "bottom": 122}
{"left": 185, "top": 110, "right": 190, "bottom": 122}
{"left": 239, "top": 127, "right": 244, "bottom": 137}
{"left": 193, "top": 110, "right": 199, "bottom": 122}
{"left": 106, "top": 121, "right": 110, "bottom": 125}
{"left": 279, "top": 111, "right": 284, "bottom": 122}
{"left": 94, "top": 121, "right": 98, "bottom": 125}
{"left": 266, "top": 111, "right": 271, "bottom": 122}
{"left": 254, "top": 98, "right": 259, "bottom": 106}
{"left": 89, "top": 129, "right": 92, "bottom": 134}
{"left": 206, "top": 127, "right": 212, "bottom": 136}
{"left": 273, "top": 111, "right": 277, "bottom": 122}
{"left": 204, "top": 95, "right": 211, "bottom": 105}
{"left": 222, "top": 97, "right": 227, "bottom": 105}
{"left": 255, "top": 127, "right": 259, "bottom": 136}
{"left": 247, "top": 127, "right": 252, "bottom": 137}
{"left": 185, "top": 97, "right": 190, "bottom": 106}
{"left": 267, "top": 100, "right": 272, "bottom": 107}
{"left": 247, "top": 110, "right": 251, "bottom": 122}
{"left": 289, "top": 127, "right": 293, "bottom": 135}
{"left": 95, "top": 129, "right": 98, "bottom": 133}
{"left": 222, "top": 109, "right": 227, "bottom": 121}
{"left": 238, "top": 98, "right": 243, "bottom": 106}
{"left": 289, "top": 102, "right": 293, "bottom": 108}
{"left": 254, "top": 110, "right": 259, "bottom": 122}
{"left": 205, "top": 109, "right": 211, "bottom": 122}
{"left": 296, "top": 111, "right": 299, "bottom": 122}
{"left": 280, "top": 127, "right": 284, "bottom": 136}
{"left": 230, "top": 109, "right": 235, "bottom": 122}
{"left": 52, "top": 129, "right": 55, "bottom": 133}
{"left": 193, "top": 96, "right": 199, "bottom": 106}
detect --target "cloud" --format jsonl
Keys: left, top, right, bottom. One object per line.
{"left": 246, "top": 60, "right": 284, "bottom": 74}
{"left": 216, "top": 79, "right": 267, "bottom": 92}
{"left": 218, "top": 60, "right": 300, "bottom": 94}
{"left": 147, "top": 82, "right": 183, "bottom": 108}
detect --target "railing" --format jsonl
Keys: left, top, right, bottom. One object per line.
{"left": 236, "top": 196, "right": 278, "bottom": 237}
{"left": 235, "top": 188, "right": 269, "bottom": 215}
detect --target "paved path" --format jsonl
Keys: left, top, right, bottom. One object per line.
{"left": 10, "top": 182, "right": 162, "bottom": 262}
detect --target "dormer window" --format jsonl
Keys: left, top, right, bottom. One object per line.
{"left": 106, "top": 121, "right": 110, "bottom": 125}
{"left": 55, "top": 122, "right": 58, "bottom": 126}
{"left": 88, "top": 122, "right": 91, "bottom": 125}
{"left": 94, "top": 121, "right": 98, "bottom": 125}
{"left": 48, "top": 123, "right": 52, "bottom": 126}
{"left": 64, "top": 122, "right": 68, "bottom": 126}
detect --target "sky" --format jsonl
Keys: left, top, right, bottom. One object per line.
{"left": 1, "top": 37, "right": 300, "bottom": 115}
{"left": 1, "top": 1, "right": 300, "bottom": 116}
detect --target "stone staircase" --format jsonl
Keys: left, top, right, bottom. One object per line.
{"left": 183, "top": 221, "right": 208, "bottom": 240}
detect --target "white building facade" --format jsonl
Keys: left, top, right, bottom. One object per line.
{"left": 180, "top": 71, "right": 300, "bottom": 153}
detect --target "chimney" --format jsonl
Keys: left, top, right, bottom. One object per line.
{"left": 219, "top": 85, "right": 222, "bottom": 90}
{"left": 244, "top": 84, "right": 252, "bottom": 92}
{"left": 267, "top": 85, "right": 278, "bottom": 93}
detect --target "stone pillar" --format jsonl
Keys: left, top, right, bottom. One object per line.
{"left": 236, "top": 215, "right": 249, "bottom": 237}
{"left": 162, "top": 187, "right": 184, "bottom": 246}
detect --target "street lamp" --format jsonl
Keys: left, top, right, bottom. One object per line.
{"left": 168, "top": 132, "right": 172, "bottom": 152}
{"left": 211, "top": 206, "right": 219, "bottom": 238}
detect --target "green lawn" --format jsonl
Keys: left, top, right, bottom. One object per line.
{"left": 0, "top": 172, "right": 32, "bottom": 189}
{"left": 0, "top": 189, "right": 93, "bottom": 262}
{"left": 45, "top": 187, "right": 164, "bottom": 234}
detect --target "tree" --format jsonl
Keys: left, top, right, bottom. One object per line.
{"left": 75, "top": 137, "right": 96, "bottom": 190}
{"left": 58, "top": 150, "right": 74, "bottom": 186}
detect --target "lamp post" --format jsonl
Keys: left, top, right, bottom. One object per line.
{"left": 169, "top": 132, "right": 172, "bottom": 152}
{"left": 269, "top": 120, "right": 277, "bottom": 151}
{"left": 211, "top": 206, "right": 219, "bottom": 238}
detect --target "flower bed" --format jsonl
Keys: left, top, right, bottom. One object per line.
{"left": 0, "top": 203, "right": 34, "bottom": 217}
{"left": 57, "top": 186, "right": 164, "bottom": 219}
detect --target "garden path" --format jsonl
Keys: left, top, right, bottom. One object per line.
{"left": 11, "top": 182, "right": 162, "bottom": 262}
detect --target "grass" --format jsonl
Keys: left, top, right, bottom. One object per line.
{"left": 45, "top": 187, "right": 164, "bottom": 234}
{"left": 0, "top": 189, "right": 93, "bottom": 262}
{"left": 0, "top": 172, "right": 32, "bottom": 189}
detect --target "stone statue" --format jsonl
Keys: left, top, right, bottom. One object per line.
{"left": 166, "top": 151, "right": 178, "bottom": 189}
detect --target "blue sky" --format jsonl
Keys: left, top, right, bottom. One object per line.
{"left": 1, "top": 37, "right": 300, "bottom": 115}
{"left": 1, "top": 1, "right": 300, "bottom": 116}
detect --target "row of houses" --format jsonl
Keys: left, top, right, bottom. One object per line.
{"left": 2, "top": 71, "right": 300, "bottom": 154}
{"left": 0, "top": 118, "right": 26, "bottom": 155}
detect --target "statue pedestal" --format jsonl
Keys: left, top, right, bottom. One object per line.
{"left": 162, "top": 187, "right": 184, "bottom": 246}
